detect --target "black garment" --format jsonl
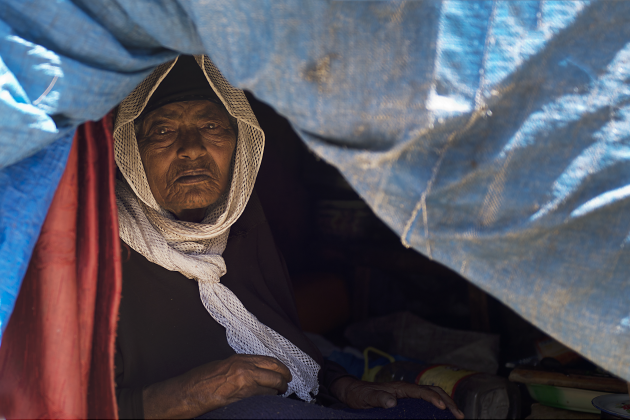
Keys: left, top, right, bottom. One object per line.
{"left": 115, "top": 193, "right": 350, "bottom": 418}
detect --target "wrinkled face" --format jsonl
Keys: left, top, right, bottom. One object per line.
{"left": 136, "top": 100, "right": 237, "bottom": 222}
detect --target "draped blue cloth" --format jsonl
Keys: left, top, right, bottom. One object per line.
{"left": 2, "top": 0, "right": 630, "bottom": 382}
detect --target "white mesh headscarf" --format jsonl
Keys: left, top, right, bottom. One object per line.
{"left": 114, "top": 55, "right": 320, "bottom": 401}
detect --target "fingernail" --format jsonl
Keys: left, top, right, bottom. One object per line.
{"left": 386, "top": 399, "right": 396, "bottom": 408}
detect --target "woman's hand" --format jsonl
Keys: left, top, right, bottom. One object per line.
{"left": 143, "top": 354, "right": 292, "bottom": 419}
{"left": 330, "top": 376, "right": 465, "bottom": 419}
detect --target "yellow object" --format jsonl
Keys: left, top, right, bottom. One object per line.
{"left": 362, "top": 347, "right": 395, "bottom": 382}
{"left": 416, "top": 365, "right": 478, "bottom": 397}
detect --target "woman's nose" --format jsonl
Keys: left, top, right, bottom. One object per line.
{"left": 176, "top": 128, "right": 207, "bottom": 160}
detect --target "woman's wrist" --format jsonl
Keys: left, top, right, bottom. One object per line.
{"left": 143, "top": 374, "right": 197, "bottom": 419}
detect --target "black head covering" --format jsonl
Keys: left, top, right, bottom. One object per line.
{"left": 140, "top": 55, "right": 224, "bottom": 118}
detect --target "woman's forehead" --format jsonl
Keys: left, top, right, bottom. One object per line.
{"left": 144, "top": 100, "right": 227, "bottom": 122}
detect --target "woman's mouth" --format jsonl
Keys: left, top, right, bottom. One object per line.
{"left": 175, "top": 170, "right": 213, "bottom": 185}
{"left": 176, "top": 174, "right": 211, "bottom": 184}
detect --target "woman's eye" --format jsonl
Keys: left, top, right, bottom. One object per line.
{"left": 204, "top": 123, "right": 217, "bottom": 130}
{"left": 157, "top": 127, "right": 170, "bottom": 135}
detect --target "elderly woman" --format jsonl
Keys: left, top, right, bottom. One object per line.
{"left": 113, "top": 55, "right": 464, "bottom": 419}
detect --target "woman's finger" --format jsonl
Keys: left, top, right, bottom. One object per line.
{"left": 254, "top": 384, "right": 283, "bottom": 397}
{"left": 252, "top": 367, "right": 289, "bottom": 394}
{"left": 418, "top": 386, "right": 464, "bottom": 419}
{"left": 349, "top": 387, "right": 397, "bottom": 409}
{"left": 248, "top": 355, "right": 293, "bottom": 383}
{"left": 373, "top": 389, "right": 397, "bottom": 409}
{"left": 392, "top": 383, "right": 464, "bottom": 419}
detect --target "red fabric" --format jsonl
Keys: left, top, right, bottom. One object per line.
{"left": 0, "top": 114, "right": 122, "bottom": 419}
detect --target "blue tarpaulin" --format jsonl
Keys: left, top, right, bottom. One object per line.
{"left": 1, "top": 0, "right": 630, "bottom": 382}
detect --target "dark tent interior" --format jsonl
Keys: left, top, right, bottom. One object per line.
{"left": 247, "top": 92, "right": 627, "bottom": 420}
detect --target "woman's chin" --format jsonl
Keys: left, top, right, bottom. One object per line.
{"left": 165, "top": 186, "right": 223, "bottom": 211}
